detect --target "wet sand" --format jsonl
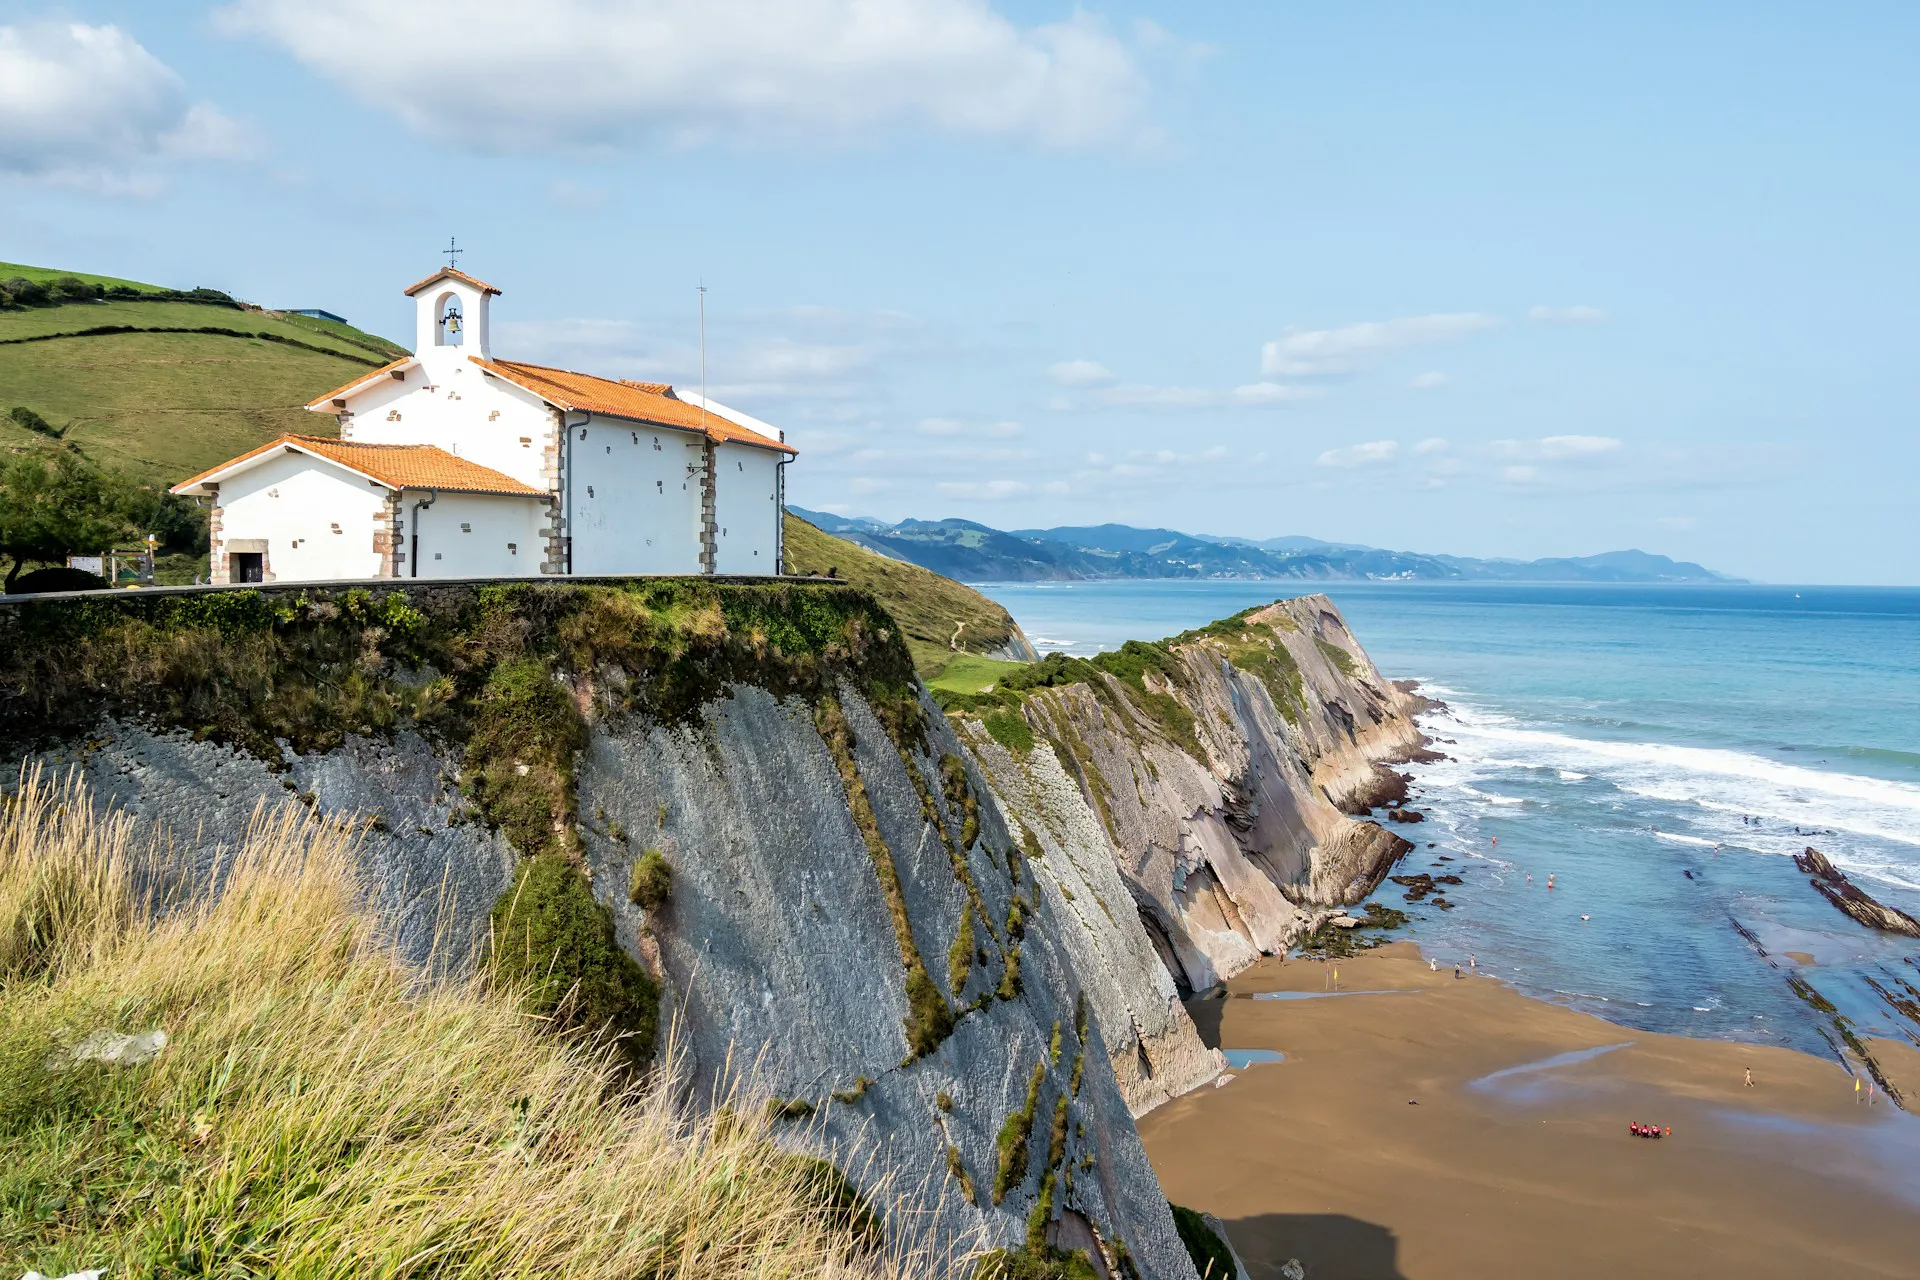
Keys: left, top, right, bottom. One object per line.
{"left": 1139, "top": 943, "right": 1920, "bottom": 1279}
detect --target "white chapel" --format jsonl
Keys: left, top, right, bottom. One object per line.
{"left": 173, "top": 266, "right": 795, "bottom": 584}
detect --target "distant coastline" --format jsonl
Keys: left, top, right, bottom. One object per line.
{"left": 788, "top": 507, "right": 1737, "bottom": 585}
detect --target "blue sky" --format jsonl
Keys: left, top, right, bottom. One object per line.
{"left": 3, "top": 2, "right": 1915, "bottom": 583}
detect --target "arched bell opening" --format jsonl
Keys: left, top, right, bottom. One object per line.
{"left": 435, "top": 291, "right": 464, "bottom": 347}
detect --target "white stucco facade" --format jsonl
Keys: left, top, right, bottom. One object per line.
{"left": 409, "top": 492, "right": 549, "bottom": 579}
{"left": 211, "top": 450, "right": 391, "bottom": 583}
{"left": 176, "top": 266, "right": 795, "bottom": 584}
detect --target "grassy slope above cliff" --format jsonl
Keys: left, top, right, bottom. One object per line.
{"left": 0, "top": 264, "right": 405, "bottom": 484}
{"left": 0, "top": 768, "right": 903, "bottom": 1279}
{"left": 784, "top": 512, "right": 1029, "bottom": 679}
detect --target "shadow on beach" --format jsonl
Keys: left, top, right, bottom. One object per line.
{"left": 1222, "top": 1212, "right": 1407, "bottom": 1280}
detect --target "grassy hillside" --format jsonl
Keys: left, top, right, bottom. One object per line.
{"left": 0, "top": 264, "right": 405, "bottom": 485}
{"left": 783, "top": 512, "right": 1030, "bottom": 679}
{"left": 0, "top": 768, "right": 908, "bottom": 1278}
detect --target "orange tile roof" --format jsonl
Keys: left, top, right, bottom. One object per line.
{"left": 305, "top": 356, "right": 417, "bottom": 411}
{"left": 172, "top": 435, "right": 545, "bottom": 498}
{"left": 473, "top": 358, "right": 795, "bottom": 454}
{"left": 403, "top": 266, "right": 502, "bottom": 297}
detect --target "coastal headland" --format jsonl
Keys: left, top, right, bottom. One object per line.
{"left": 1139, "top": 942, "right": 1920, "bottom": 1279}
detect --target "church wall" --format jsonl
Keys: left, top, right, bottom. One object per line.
{"left": 712, "top": 441, "right": 783, "bottom": 574}
{"left": 340, "top": 362, "right": 551, "bottom": 492}
{"left": 215, "top": 452, "right": 391, "bottom": 583}
{"left": 408, "top": 493, "right": 548, "bottom": 579}
{"left": 568, "top": 415, "right": 706, "bottom": 575}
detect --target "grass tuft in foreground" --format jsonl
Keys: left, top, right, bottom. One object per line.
{"left": 0, "top": 765, "right": 922, "bottom": 1279}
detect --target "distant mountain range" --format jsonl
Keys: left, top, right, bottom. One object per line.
{"left": 788, "top": 510, "right": 1737, "bottom": 584}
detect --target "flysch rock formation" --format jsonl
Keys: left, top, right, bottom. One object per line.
{"left": 2, "top": 582, "right": 1420, "bottom": 1273}
{"left": 0, "top": 581, "right": 1198, "bottom": 1279}
{"left": 960, "top": 595, "right": 1421, "bottom": 1094}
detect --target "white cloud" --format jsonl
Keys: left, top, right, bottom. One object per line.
{"left": 1260, "top": 313, "right": 1499, "bottom": 378}
{"left": 218, "top": 0, "right": 1152, "bottom": 149}
{"left": 935, "top": 479, "right": 1031, "bottom": 501}
{"left": 1528, "top": 304, "right": 1607, "bottom": 324}
{"left": 1048, "top": 358, "right": 1114, "bottom": 387}
{"left": 1539, "top": 434, "right": 1622, "bottom": 459}
{"left": 0, "top": 22, "right": 255, "bottom": 191}
{"left": 1316, "top": 440, "right": 1400, "bottom": 468}
{"left": 1656, "top": 515, "right": 1699, "bottom": 531}
{"left": 1412, "top": 437, "right": 1449, "bottom": 454}
{"left": 1092, "top": 380, "right": 1317, "bottom": 408}
{"left": 1499, "top": 464, "right": 1541, "bottom": 485}
{"left": 916, "top": 417, "right": 1022, "bottom": 438}
{"left": 1488, "top": 434, "right": 1625, "bottom": 461}
{"left": 1409, "top": 370, "right": 1450, "bottom": 390}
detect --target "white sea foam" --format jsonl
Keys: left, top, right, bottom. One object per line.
{"left": 1411, "top": 692, "right": 1920, "bottom": 895}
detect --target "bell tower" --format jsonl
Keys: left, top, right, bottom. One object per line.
{"left": 404, "top": 256, "right": 499, "bottom": 366}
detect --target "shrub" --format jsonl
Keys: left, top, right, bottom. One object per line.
{"left": 628, "top": 847, "right": 672, "bottom": 910}
{"left": 1169, "top": 1203, "right": 1237, "bottom": 1280}
{"left": 982, "top": 709, "right": 1034, "bottom": 755}
{"left": 489, "top": 854, "right": 660, "bottom": 1067}
{"left": 5, "top": 566, "right": 108, "bottom": 595}
{"left": 7, "top": 407, "right": 59, "bottom": 438}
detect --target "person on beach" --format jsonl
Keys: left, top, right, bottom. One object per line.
{"left": 1470, "top": 955, "right": 1477, "bottom": 972}
{"left": 1856, "top": 1077, "right": 1862, "bottom": 1103}
{"left": 1745, "top": 1068, "right": 1754, "bottom": 1088}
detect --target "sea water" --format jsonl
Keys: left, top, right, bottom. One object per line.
{"left": 978, "top": 581, "right": 1920, "bottom": 1057}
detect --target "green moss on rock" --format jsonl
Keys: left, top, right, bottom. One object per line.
{"left": 488, "top": 854, "right": 660, "bottom": 1067}
{"left": 1169, "top": 1203, "right": 1237, "bottom": 1280}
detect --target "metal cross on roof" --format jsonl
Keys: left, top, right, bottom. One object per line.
{"left": 444, "top": 236, "right": 463, "bottom": 269}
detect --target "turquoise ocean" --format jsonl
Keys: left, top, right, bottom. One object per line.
{"left": 976, "top": 581, "right": 1920, "bottom": 1059}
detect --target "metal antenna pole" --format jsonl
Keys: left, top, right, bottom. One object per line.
{"left": 698, "top": 283, "right": 708, "bottom": 435}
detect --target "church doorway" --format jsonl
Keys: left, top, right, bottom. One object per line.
{"left": 230, "top": 552, "right": 264, "bottom": 583}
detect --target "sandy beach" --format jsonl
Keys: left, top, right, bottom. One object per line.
{"left": 1139, "top": 942, "right": 1920, "bottom": 1279}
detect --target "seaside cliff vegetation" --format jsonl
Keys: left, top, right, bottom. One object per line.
{"left": 0, "top": 766, "right": 925, "bottom": 1278}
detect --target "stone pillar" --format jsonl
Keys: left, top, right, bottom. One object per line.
{"left": 373, "top": 491, "right": 403, "bottom": 577}
{"left": 539, "top": 407, "right": 568, "bottom": 575}
{"left": 207, "top": 490, "right": 226, "bottom": 585}
{"left": 698, "top": 438, "right": 718, "bottom": 574}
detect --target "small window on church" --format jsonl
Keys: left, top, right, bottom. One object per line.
{"left": 460, "top": 522, "right": 472, "bottom": 533}
{"left": 653, "top": 437, "right": 661, "bottom": 451}
{"left": 508, "top": 543, "right": 518, "bottom": 554}
{"left": 579, "top": 428, "right": 587, "bottom": 441}
{"left": 737, "top": 461, "right": 743, "bottom": 471}
{"left": 656, "top": 481, "right": 663, "bottom": 493}
{"left": 587, "top": 486, "right": 595, "bottom": 498}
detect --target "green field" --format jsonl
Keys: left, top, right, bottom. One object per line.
{"left": 0, "top": 260, "right": 172, "bottom": 295}
{"left": 925, "top": 652, "right": 1029, "bottom": 697}
{"left": 0, "top": 266, "right": 407, "bottom": 485}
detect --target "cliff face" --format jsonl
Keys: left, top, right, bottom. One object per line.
{"left": 0, "top": 581, "right": 1196, "bottom": 1279}
{"left": 953, "top": 597, "right": 1420, "bottom": 1029}
{"left": 0, "top": 581, "right": 1417, "bottom": 1267}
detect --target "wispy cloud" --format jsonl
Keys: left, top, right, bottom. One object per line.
{"left": 1047, "top": 358, "right": 1114, "bottom": 387}
{"left": 1528, "top": 304, "right": 1607, "bottom": 324}
{"left": 915, "top": 417, "right": 1023, "bottom": 438}
{"left": 1409, "top": 370, "right": 1450, "bottom": 390}
{"left": 1092, "top": 380, "right": 1317, "bottom": 408}
{"left": 1316, "top": 440, "right": 1400, "bottom": 468}
{"left": 1261, "top": 313, "right": 1499, "bottom": 378}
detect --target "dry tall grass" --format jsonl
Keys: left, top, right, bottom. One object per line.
{"left": 0, "top": 765, "right": 931, "bottom": 1279}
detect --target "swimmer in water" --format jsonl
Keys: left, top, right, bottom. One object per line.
{"left": 1547, "top": 874, "right": 1556, "bottom": 890}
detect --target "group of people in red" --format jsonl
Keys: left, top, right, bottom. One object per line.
{"left": 1629, "top": 1122, "right": 1671, "bottom": 1139}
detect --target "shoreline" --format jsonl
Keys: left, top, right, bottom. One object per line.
{"left": 1141, "top": 941, "right": 1920, "bottom": 1279}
